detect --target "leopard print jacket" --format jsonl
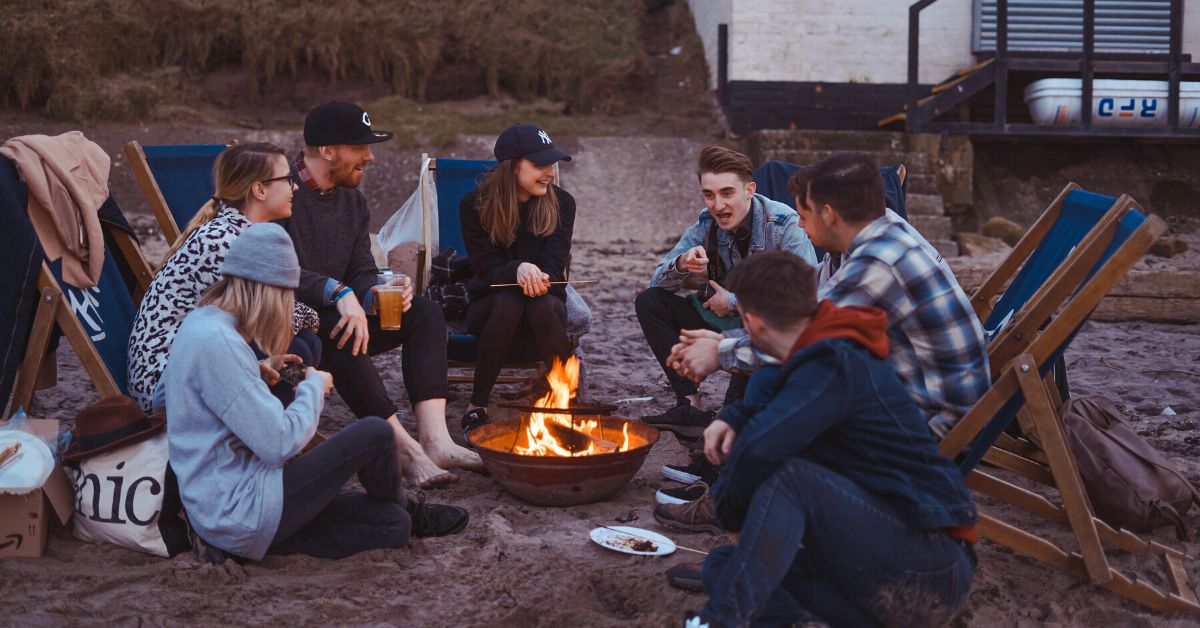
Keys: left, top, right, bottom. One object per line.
{"left": 126, "top": 204, "right": 320, "bottom": 411}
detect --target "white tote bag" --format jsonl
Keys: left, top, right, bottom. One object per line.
{"left": 71, "top": 432, "right": 189, "bottom": 557}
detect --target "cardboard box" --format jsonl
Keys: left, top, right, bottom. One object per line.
{"left": 0, "top": 419, "right": 74, "bottom": 558}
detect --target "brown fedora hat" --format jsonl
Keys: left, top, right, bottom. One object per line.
{"left": 63, "top": 395, "right": 165, "bottom": 463}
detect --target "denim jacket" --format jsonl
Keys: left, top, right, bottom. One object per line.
{"left": 648, "top": 194, "right": 817, "bottom": 309}
{"left": 710, "top": 337, "right": 977, "bottom": 534}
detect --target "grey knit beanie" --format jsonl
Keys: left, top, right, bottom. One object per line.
{"left": 221, "top": 223, "right": 300, "bottom": 288}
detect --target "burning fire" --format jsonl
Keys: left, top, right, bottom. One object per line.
{"left": 514, "top": 356, "right": 633, "bottom": 457}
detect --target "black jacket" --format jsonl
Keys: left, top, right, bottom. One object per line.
{"left": 459, "top": 185, "right": 575, "bottom": 300}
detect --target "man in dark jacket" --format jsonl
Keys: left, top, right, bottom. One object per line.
{"left": 682, "top": 252, "right": 977, "bottom": 628}
{"left": 282, "top": 101, "right": 482, "bottom": 488}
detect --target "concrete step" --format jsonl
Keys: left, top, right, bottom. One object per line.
{"left": 906, "top": 193, "right": 945, "bottom": 216}
{"left": 760, "top": 148, "right": 933, "bottom": 174}
{"left": 929, "top": 239, "right": 961, "bottom": 259}
{"left": 907, "top": 214, "right": 955, "bottom": 242}
{"left": 905, "top": 173, "right": 939, "bottom": 195}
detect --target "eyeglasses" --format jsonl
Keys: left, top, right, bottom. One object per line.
{"left": 260, "top": 174, "right": 295, "bottom": 185}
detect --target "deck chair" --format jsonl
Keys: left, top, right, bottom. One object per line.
{"left": 936, "top": 196, "right": 1198, "bottom": 612}
{"left": 415, "top": 158, "right": 578, "bottom": 385}
{"left": 6, "top": 203, "right": 153, "bottom": 416}
{"left": 124, "top": 141, "right": 225, "bottom": 245}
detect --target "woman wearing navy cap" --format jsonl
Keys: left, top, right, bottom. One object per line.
{"left": 458, "top": 123, "right": 576, "bottom": 432}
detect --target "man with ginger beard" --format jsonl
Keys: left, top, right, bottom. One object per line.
{"left": 281, "top": 101, "right": 483, "bottom": 489}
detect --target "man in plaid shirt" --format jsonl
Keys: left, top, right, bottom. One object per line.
{"left": 670, "top": 152, "right": 989, "bottom": 438}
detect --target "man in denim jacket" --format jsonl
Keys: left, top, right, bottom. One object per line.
{"left": 635, "top": 145, "right": 816, "bottom": 438}
{"left": 683, "top": 252, "right": 977, "bottom": 628}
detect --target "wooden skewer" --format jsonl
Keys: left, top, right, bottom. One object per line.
{"left": 490, "top": 279, "right": 601, "bottom": 288}
{"left": 600, "top": 525, "right": 709, "bottom": 556}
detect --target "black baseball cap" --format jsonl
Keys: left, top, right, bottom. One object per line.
{"left": 304, "top": 101, "right": 393, "bottom": 146}
{"left": 493, "top": 123, "right": 572, "bottom": 166}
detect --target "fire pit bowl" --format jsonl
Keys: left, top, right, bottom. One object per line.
{"left": 468, "top": 416, "right": 660, "bottom": 507}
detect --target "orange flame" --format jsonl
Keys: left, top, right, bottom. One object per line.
{"left": 513, "top": 356, "right": 634, "bottom": 457}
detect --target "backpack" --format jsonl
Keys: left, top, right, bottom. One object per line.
{"left": 425, "top": 248, "right": 472, "bottom": 321}
{"left": 1061, "top": 395, "right": 1200, "bottom": 540}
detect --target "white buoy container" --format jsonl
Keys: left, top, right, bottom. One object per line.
{"left": 1024, "top": 78, "right": 1200, "bottom": 128}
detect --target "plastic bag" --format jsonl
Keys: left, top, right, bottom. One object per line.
{"left": 379, "top": 157, "right": 438, "bottom": 279}
{"left": 1, "top": 406, "right": 68, "bottom": 460}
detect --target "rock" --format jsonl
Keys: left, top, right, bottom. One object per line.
{"left": 981, "top": 216, "right": 1026, "bottom": 246}
{"left": 954, "top": 232, "right": 1012, "bottom": 257}
{"left": 1149, "top": 237, "right": 1189, "bottom": 258}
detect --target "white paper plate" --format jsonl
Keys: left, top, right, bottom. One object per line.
{"left": 589, "top": 526, "right": 676, "bottom": 556}
{"left": 0, "top": 431, "right": 54, "bottom": 495}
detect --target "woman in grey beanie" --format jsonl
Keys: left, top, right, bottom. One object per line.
{"left": 163, "top": 224, "right": 468, "bottom": 562}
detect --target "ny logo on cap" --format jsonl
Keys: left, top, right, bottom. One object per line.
{"left": 538, "top": 130, "right": 552, "bottom": 144}
{"left": 362, "top": 112, "right": 372, "bottom": 127}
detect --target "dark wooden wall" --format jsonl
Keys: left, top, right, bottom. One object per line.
{"left": 723, "top": 81, "right": 932, "bottom": 133}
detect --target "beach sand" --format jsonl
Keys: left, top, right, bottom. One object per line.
{"left": 6, "top": 218, "right": 1200, "bottom": 627}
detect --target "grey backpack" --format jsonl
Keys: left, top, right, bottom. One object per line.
{"left": 1061, "top": 395, "right": 1200, "bottom": 540}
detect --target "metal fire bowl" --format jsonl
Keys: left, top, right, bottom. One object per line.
{"left": 468, "top": 416, "right": 660, "bottom": 507}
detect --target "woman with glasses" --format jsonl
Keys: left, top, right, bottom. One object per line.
{"left": 127, "top": 142, "right": 321, "bottom": 412}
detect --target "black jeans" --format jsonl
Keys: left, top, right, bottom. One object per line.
{"left": 316, "top": 296, "right": 449, "bottom": 418}
{"left": 465, "top": 290, "right": 571, "bottom": 407}
{"left": 634, "top": 287, "right": 747, "bottom": 404}
{"left": 269, "top": 417, "right": 410, "bottom": 559}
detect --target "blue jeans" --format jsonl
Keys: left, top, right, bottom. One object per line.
{"left": 702, "top": 458, "right": 975, "bottom": 627}
{"left": 268, "top": 417, "right": 410, "bottom": 559}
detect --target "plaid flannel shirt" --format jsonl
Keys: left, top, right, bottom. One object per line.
{"left": 719, "top": 209, "right": 989, "bottom": 437}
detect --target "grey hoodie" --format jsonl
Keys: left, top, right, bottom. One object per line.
{"left": 163, "top": 306, "right": 324, "bottom": 559}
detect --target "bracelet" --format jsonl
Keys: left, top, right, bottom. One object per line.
{"left": 334, "top": 286, "right": 354, "bottom": 302}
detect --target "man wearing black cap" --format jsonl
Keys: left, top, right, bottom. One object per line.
{"left": 282, "top": 101, "right": 481, "bottom": 489}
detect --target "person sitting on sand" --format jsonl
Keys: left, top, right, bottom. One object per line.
{"left": 457, "top": 123, "right": 578, "bottom": 434}
{"left": 164, "top": 224, "right": 468, "bottom": 563}
{"left": 677, "top": 251, "right": 977, "bottom": 628}
{"left": 668, "top": 152, "right": 989, "bottom": 439}
{"left": 280, "top": 101, "right": 483, "bottom": 488}
{"left": 127, "top": 143, "right": 322, "bottom": 412}
{"left": 635, "top": 145, "right": 816, "bottom": 439}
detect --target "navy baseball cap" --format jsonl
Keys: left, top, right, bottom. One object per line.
{"left": 304, "top": 101, "right": 393, "bottom": 146}
{"left": 493, "top": 123, "right": 572, "bottom": 166}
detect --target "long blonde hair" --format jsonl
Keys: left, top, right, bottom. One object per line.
{"left": 197, "top": 276, "right": 293, "bottom": 356}
{"left": 475, "top": 159, "right": 559, "bottom": 247}
{"left": 163, "top": 142, "right": 287, "bottom": 260}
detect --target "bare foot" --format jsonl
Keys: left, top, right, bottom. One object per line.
{"left": 424, "top": 439, "right": 486, "bottom": 472}
{"left": 397, "top": 448, "right": 459, "bottom": 489}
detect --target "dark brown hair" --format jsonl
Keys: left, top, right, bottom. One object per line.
{"left": 475, "top": 159, "right": 560, "bottom": 246}
{"left": 787, "top": 152, "right": 885, "bottom": 224}
{"left": 725, "top": 251, "right": 818, "bottom": 329}
{"left": 697, "top": 144, "right": 754, "bottom": 184}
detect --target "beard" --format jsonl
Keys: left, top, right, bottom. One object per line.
{"left": 329, "top": 156, "right": 366, "bottom": 189}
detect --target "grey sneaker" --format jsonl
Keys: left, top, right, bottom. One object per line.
{"left": 656, "top": 481, "right": 709, "bottom": 506}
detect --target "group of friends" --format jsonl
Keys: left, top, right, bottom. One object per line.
{"left": 130, "top": 99, "right": 991, "bottom": 627}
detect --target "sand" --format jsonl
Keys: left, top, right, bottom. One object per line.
{"left": 6, "top": 201, "right": 1200, "bottom": 628}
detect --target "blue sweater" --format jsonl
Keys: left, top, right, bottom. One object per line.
{"left": 163, "top": 306, "right": 324, "bottom": 559}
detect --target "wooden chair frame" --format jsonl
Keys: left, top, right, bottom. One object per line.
{"left": 7, "top": 225, "right": 153, "bottom": 417}
{"left": 940, "top": 202, "right": 1197, "bottom": 612}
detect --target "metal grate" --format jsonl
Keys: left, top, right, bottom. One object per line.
{"left": 974, "top": 0, "right": 1172, "bottom": 53}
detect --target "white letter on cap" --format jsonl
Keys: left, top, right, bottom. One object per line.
{"left": 538, "top": 130, "right": 551, "bottom": 144}
{"left": 362, "top": 112, "right": 372, "bottom": 126}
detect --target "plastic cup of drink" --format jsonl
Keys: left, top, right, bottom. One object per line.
{"left": 377, "top": 285, "right": 405, "bottom": 330}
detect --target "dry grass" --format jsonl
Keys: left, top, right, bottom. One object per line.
{"left": 0, "top": 0, "right": 647, "bottom": 122}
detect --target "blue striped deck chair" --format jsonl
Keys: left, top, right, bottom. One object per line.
{"left": 422, "top": 158, "right": 568, "bottom": 384}
{"left": 124, "top": 141, "right": 225, "bottom": 244}
{"left": 935, "top": 198, "right": 1196, "bottom": 612}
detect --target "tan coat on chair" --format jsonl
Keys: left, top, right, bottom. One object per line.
{"left": 0, "top": 131, "right": 110, "bottom": 288}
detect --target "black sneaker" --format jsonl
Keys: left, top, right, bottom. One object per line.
{"left": 667, "top": 560, "right": 706, "bottom": 592}
{"left": 641, "top": 402, "right": 713, "bottom": 440}
{"left": 661, "top": 458, "right": 718, "bottom": 485}
{"left": 460, "top": 407, "right": 491, "bottom": 438}
{"left": 406, "top": 493, "right": 469, "bottom": 538}
{"left": 656, "top": 481, "right": 709, "bottom": 506}
{"left": 190, "top": 529, "right": 234, "bottom": 566}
